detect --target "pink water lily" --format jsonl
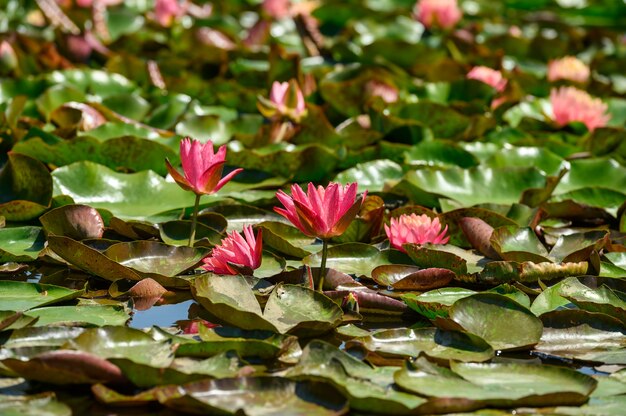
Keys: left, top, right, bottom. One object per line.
{"left": 166, "top": 138, "right": 242, "bottom": 246}
{"left": 385, "top": 214, "right": 450, "bottom": 252}
{"left": 166, "top": 138, "right": 242, "bottom": 196}
{"left": 467, "top": 66, "right": 507, "bottom": 93}
{"left": 413, "top": 0, "right": 462, "bottom": 30}
{"left": 275, "top": 182, "right": 366, "bottom": 291}
{"left": 155, "top": 0, "right": 187, "bottom": 27}
{"left": 550, "top": 86, "right": 610, "bottom": 132}
{"left": 202, "top": 225, "right": 263, "bottom": 275}
{"left": 547, "top": 56, "right": 590, "bottom": 83}
{"left": 260, "top": 80, "right": 307, "bottom": 123}
{"left": 275, "top": 182, "right": 366, "bottom": 240}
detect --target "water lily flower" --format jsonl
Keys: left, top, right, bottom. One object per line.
{"left": 275, "top": 182, "right": 366, "bottom": 240}
{"left": 274, "top": 182, "right": 366, "bottom": 290}
{"left": 385, "top": 213, "right": 449, "bottom": 252}
{"left": 547, "top": 56, "right": 590, "bottom": 84}
{"left": 413, "top": 0, "right": 462, "bottom": 30}
{"left": 166, "top": 138, "right": 242, "bottom": 196}
{"left": 202, "top": 225, "right": 263, "bottom": 275}
{"left": 550, "top": 86, "right": 610, "bottom": 132}
{"left": 258, "top": 80, "right": 307, "bottom": 123}
{"left": 467, "top": 66, "right": 507, "bottom": 93}
{"left": 166, "top": 138, "right": 243, "bottom": 246}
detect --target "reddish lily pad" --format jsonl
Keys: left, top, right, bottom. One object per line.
{"left": 39, "top": 204, "right": 104, "bottom": 240}
{"left": 371, "top": 265, "right": 455, "bottom": 290}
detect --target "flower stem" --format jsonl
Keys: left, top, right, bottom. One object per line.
{"left": 273, "top": 121, "right": 289, "bottom": 143}
{"left": 188, "top": 194, "right": 201, "bottom": 247}
{"left": 317, "top": 239, "right": 329, "bottom": 292}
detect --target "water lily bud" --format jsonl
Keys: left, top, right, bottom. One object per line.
{"left": 0, "top": 41, "right": 18, "bottom": 73}
{"left": 258, "top": 79, "right": 308, "bottom": 122}
{"left": 467, "top": 66, "right": 507, "bottom": 92}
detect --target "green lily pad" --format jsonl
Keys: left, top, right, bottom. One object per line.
{"left": 333, "top": 159, "right": 404, "bottom": 193}
{"left": 192, "top": 275, "right": 342, "bottom": 335}
{"left": 403, "top": 244, "right": 468, "bottom": 276}
{"left": 536, "top": 309, "right": 626, "bottom": 364}
{"left": 0, "top": 281, "right": 84, "bottom": 311}
{"left": 404, "top": 140, "right": 479, "bottom": 169}
{"left": 404, "top": 166, "right": 546, "bottom": 207}
{"left": 490, "top": 226, "right": 552, "bottom": 263}
{"left": 449, "top": 293, "right": 544, "bottom": 350}
{"left": 65, "top": 326, "right": 175, "bottom": 367}
{"left": 348, "top": 327, "right": 494, "bottom": 362}
{"left": 111, "top": 352, "right": 252, "bottom": 389}
{"left": 159, "top": 220, "right": 223, "bottom": 247}
{"left": 0, "top": 226, "right": 45, "bottom": 262}
{"left": 287, "top": 340, "right": 426, "bottom": 414}
{"left": 47, "top": 235, "right": 142, "bottom": 282}
{"left": 0, "top": 153, "right": 52, "bottom": 221}
{"left": 103, "top": 241, "right": 207, "bottom": 278}
{"left": 51, "top": 161, "right": 199, "bottom": 220}
{"left": 402, "top": 287, "right": 477, "bottom": 320}
{"left": 174, "top": 325, "right": 301, "bottom": 363}
{"left": 395, "top": 358, "right": 596, "bottom": 408}
{"left": 303, "top": 243, "right": 413, "bottom": 278}
{"left": 549, "top": 231, "right": 609, "bottom": 263}
{"left": 258, "top": 221, "right": 316, "bottom": 258}
{"left": 26, "top": 304, "right": 130, "bottom": 327}
{"left": 155, "top": 377, "right": 348, "bottom": 415}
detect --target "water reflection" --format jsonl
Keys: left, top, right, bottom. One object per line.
{"left": 130, "top": 299, "right": 197, "bottom": 329}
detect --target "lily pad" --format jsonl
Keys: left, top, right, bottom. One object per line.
{"left": 155, "top": 377, "right": 348, "bottom": 415}
{"left": 348, "top": 327, "right": 494, "bottom": 362}
{"left": 0, "top": 226, "right": 46, "bottom": 262}
{"left": 0, "top": 153, "right": 52, "bottom": 221}
{"left": 395, "top": 359, "right": 596, "bottom": 408}
{"left": 39, "top": 204, "right": 104, "bottom": 240}
{"left": 0, "top": 281, "right": 84, "bottom": 311}
{"left": 303, "top": 243, "right": 412, "bottom": 278}
{"left": 192, "top": 275, "right": 342, "bottom": 335}
{"left": 449, "top": 293, "right": 544, "bottom": 350}
{"left": 287, "top": 340, "right": 426, "bottom": 414}
{"left": 371, "top": 265, "right": 455, "bottom": 290}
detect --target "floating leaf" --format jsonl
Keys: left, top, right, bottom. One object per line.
{"left": 39, "top": 204, "right": 104, "bottom": 240}
{"left": 0, "top": 226, "right": 45, "bottom": 262}
{"left": 395, "top": 359, "right": 596, "bottom": 409}
{"left": 0, "top": 153, "right": 52, "bottom": 221}
{"left": 348, "top": 327, "right": 494, "bottom": 362}
{"left": 155, "top": 377, "right": 348, "bottom": 415}
{"left": 287, "top": 340, "right": 426, "bottom": 414}
{"left": 0, "top": 281, "right": 84, "bottom": 311}
{"left": 449, "top": 293, "right": 543, "bottom": 350}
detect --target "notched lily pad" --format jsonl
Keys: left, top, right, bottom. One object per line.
{"left": 192, "top": 275, "right": 343, "bottom": 335}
